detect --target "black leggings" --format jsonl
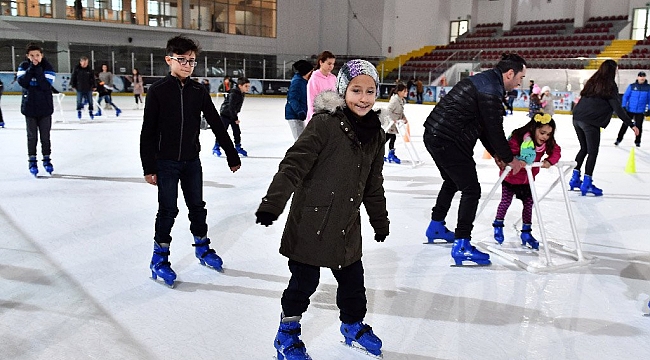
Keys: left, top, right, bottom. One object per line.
{"left": 385, "top": 133, "right": 396, "bottom": 149}
{"left": 573, "top": 118, "right": 601, "bottom": 176}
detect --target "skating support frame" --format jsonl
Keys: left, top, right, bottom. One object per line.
{"left": 475, "top": 161, "right": 594, "bottom": 273}
{"left": 395, "top": 121, "right": 424, "bottom": 168}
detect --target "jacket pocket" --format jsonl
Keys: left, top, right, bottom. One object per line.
{"left": 298, "top": 191, "right": 334, "bottom": 241}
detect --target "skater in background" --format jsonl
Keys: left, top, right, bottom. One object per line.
{"left": 98, "top": 64, "right": 115, "bottom": 110}
{"left": 415, "top": 77, "right": 424, "bottom": 104}
{"left": 202, "top": 78, "right": 210, "bottom": 93}
{"left": 569, "top": 59, "right": 639, "bottom": 196}
{"left": 140, "top": 35, "right": 241, "bottom": 288}
{"left": 381, "top": 82, "right": 408, "bottom": 164}
{"left": 94, "top": 72, "right": 121, "bottom": 117}
{"left": 528, "top": 84, "right": 541, "bottom": 118}
{"left": 218, "top": 75, "right": 230, "bottom": 93}
{"left": 305, "top": 50, "right": 336, "bottom": 122}
{"left": 70, "top": 55, "right": 95, "bottom": 120}
{"left": 540, "top": 85, "right": 555, "bottom": 116}
{"left": 505, "top": 88, "right": 518, "bottom": 115}
{"left": 492, "top": 113, "right": 561, "bottom": 250}
{"left": 255, "top": 59, "right": 388, "bottom": 360}
{"left": 423, "top": 53, "right": 526, "bottom": 266}
{"left": 16, "top": 42, "right": 56, "bottom": 176}
{"left": 616, "top": 71, "right": 649, "bottom": 147}
{"left": 212, "top": 77, "right": 250, "bottom": 157}
{"left": 130, "top": 68, "right": 144, "bottom": 109}
{"left": 284, "top": 59, "right": 313, "bottom": 140}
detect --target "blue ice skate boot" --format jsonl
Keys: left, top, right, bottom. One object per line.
{"left": 340, "top": 321, "right": 382, "bottom": 357}
{"left": 77, "top": 110, "right": 82, "bottom": 120}
{"left": 42, "top": 155, "right": 54, "bottom": 175}
{"left": 212, "top": 142, "right": 222, "bottom": 157}
{"left": 28, "top": 156, "right": 38, "bottom": 177}
{"left": 235, "top": 144, "right": 248, "bottom": 157}
{"left": 520, "top": 224, "right": 539, "bottom": 250}
{"left": 192, "top": 236, "right": 223, "bottom": 272}
{"left": 451, "top": 238, "right": 491, "bottom": 266}
{"left": 579, "top": 175, "right": 602, "bottom": 196}
{"left": 94, "top": 109, "right": 102, "bottom": 117}
{"left": 89, "top": 111, "right": 94, "bottom": 120}
{"left": 0, "top": 121, "right": 5, "bottom": 128}
{"left": 115, "top": 108, "right": 122, "bottom": 117}
{"left": 150, "top": 242, "right": 176, "bottom": 287}
{"left": 568, "top": 169, "right": 582, "bottom": 191}
{"left": 387, "top": 149, "right": 401, "bottom": 164}
{"left": 274, "top": 315, "right": 312, "bottom": 360}
{"left": 425, "top": 220, "right": 455, "bottom": 243}
{"left": 493, "top": 219, "right": 504, "bottom": 244}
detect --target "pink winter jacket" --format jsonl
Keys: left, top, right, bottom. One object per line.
{"left": 306, "top": 70, "right": 337, "bottom": 122}
{"left": 501, "top": 136, "right": 561, "bottom": 185}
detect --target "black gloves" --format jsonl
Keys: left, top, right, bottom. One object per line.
{"left": 255, "top": 211, "right": 278, "bottom": 227}
{"left": 374, "top": 232, "right": 388, "bottom": 242}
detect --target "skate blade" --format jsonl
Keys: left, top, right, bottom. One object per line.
{"left": 341, "top": 341, "right": 383, "bottom": 359}
{"left": 151, "top": 275, "right": 176, "bottom": 288}
{"left": 198, "top": 261, "right": 224, "bottom": 273}
{"left": 450, "top": 259, "right": 491, "bottom": 267}
{"left": 423, "top": 239, "right": 454, "bottom": 245}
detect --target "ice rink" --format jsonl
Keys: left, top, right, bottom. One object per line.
{"left": 1, "top": 93, "right": 649, "bottom": 360}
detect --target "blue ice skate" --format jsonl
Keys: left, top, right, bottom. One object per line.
{"left": 275, "top": 315, "right": 312, "bottom": 360}
{"left": 115, "top": 108, "right": 122, "bottom": 117}
{"left": 493, "top": 219, "right": 504, "bottom": 244}
{"left": 150, "top": 242, "right": 177, "bottom": 287}
{"left": 568, "top": 169, "right": 582, "bottom": 191}
{"left": 386, "top": 149, "right": 401, "bottom": 164}
{"left": 340, "top": 321, "right": 382, "bottom": 357}
{"left": 580, "top": 175, "right": 603, "bottom": 196}
{"left": 235, "top": 144, "right": 248, "bottom": 157}
{"left": 28, "top": 156, "right": 38, "bottom": 177}
{"left": 451, "top": 238, "right": 491, "bottom": 266}
{"left": 212, "top": 142, "right": 222, "bottom": 157}
{"left": 43, "top": 155, "right": 54, "bottom": 175}
{"left": 0, "top": 121, "right": 5, "bottom": 128}
{"left": 94, "top": 109, "right": 102, "bottom": 117}
{"left": 425, "top": 220, "right": 455, "bottom": 243}
{"left": 192, "top": 236, "right": 223, "bottom": 272}
{"left": 520, "top": 224, "right": 539, "bottom": 250}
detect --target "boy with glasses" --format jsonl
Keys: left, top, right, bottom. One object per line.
{"left": 140, "top": 35, "right": 241, "bottom": 287}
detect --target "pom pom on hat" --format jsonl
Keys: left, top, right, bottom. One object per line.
{"left": 540, "top": 85, "right": 550, "bottom": 94}
{"left": 293, "top": 60, "right": 314, "bottom": 76}
{"left": 336, "top": 59, "right": 379, "bottom": 97}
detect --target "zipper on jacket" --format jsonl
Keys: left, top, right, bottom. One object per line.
{"left": 177, "top": 80, "right": 185, "bottom": 161}
{"left": 315, "top": 191, "right": 335, "bottom": 241}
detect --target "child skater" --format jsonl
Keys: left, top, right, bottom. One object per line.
{"left": 528, "top": 84, "right": 541, "bottom": 118}
{"left": 492, "top": 113, "right": 561, "bottom": 249}
{"left": 255, "top": 59, "right": 389, "bottom": 360}
{"left": 381, "top": 82, "right": 408, "bottom": 164}
{"left": 212, "top": 77, "right": 250, "bottom": 157}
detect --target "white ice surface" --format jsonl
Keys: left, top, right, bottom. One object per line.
{"left": 0, "top": 94, "right": 649, "bottom": 360}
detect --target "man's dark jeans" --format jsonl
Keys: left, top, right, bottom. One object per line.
{"left": 154, "top": 158, "right": 207, "bottom": 244}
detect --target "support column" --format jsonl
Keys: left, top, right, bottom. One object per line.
{"left": 574, "top": 0, "right": 589, "bottom": 28}
{"left": 57, "top": 42, "right": 71, "bottom": 73}
{"left": 181, "top": 0, "right": 190, "bottom": 29}
{"left": 502, "top": 0, "right": 517, "bottom": 31}
{"left": 52, "top": 0, "right": 67, "bottom": 19}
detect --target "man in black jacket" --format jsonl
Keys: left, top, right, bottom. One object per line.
{"left": 70, "top": 56, "right": 95, "bottom": 120}
{"left": 423, "top": 53, "right": 527, "bottom": 266}
{"left": 140, "top": 35, "right": 241, "bottom": 287}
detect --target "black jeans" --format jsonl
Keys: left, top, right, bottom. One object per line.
{"left": 282, "top": 259, "right": 367, "bottom": 324}
{"left": 154, "top": 158, "right": 208, "bottom": 244}
{"left": 385, "top": 133, "right": 396, "bottom": 149}
{"left": 616, "top": 111, "right": 643, "bottom": 145}
{"left": 221, "top": 116, "right": 241, "bottom": 145}
{"left": 573, "top": 119, "right": 601, "bottom": 176}
{"left": 26, "top": 115, "right": 52, "bottom": 157}
{"left": 423, "top": 130, "right": 480, "bottom": 239}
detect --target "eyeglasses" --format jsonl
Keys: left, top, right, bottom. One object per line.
{"left": 168, "top": 56, "right": 197, "bottom": 67}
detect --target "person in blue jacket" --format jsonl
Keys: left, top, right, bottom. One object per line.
{"left": 285, "top": 60, "right": 313, "bottom": 140}
{"left": 616, "top": 71, "right": 650, "bottom": 147}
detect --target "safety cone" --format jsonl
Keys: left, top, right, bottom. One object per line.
{"left": 625, "top": 147, "right": 636, "bottom": 174}
{"left": 483, "top": 150, "right": 492, "bottom": 159}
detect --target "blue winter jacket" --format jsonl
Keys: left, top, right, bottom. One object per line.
{"left": 285, "top": 73, "right": 308, "bottom": 120}
{"left": 621, "top": 80, "right": 650, "bottom": 114}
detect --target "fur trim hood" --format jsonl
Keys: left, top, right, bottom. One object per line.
{"left": 313, "top": 90, "right": 344, "bottom": 114}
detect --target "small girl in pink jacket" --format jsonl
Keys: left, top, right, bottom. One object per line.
{"left": 492, "top": 113, "right": 561, "bottom": 249}
{"left": 306, "top": 51, "right": 337, "bottom": 122}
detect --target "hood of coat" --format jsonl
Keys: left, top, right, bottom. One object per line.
{"left": 313, "top": 90, "right": 344, "bottom": 114}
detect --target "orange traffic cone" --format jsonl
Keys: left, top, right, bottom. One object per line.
{"left": 483, "top": 150, "right": 492, "bottom": 159}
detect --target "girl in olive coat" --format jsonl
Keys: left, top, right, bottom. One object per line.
{"left": 256, "top": 59, "right": 389, "bottom": 359}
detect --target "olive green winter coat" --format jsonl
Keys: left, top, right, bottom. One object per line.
{"left": 257, "top": 91, "right": 389, "bottom": 269}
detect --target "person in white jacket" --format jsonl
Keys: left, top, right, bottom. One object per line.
{"left": 381, "top": 83, "right": 408, "bottom": 164}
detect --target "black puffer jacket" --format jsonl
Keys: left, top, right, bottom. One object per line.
{"left": 140, "top": 74, "right": 240, "bottom": 175}
{"left": 257, "top": 91, "right": 389, "bottom": 269}
{"left": 424, "top": 68, "right": 514, "bottom": 163}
